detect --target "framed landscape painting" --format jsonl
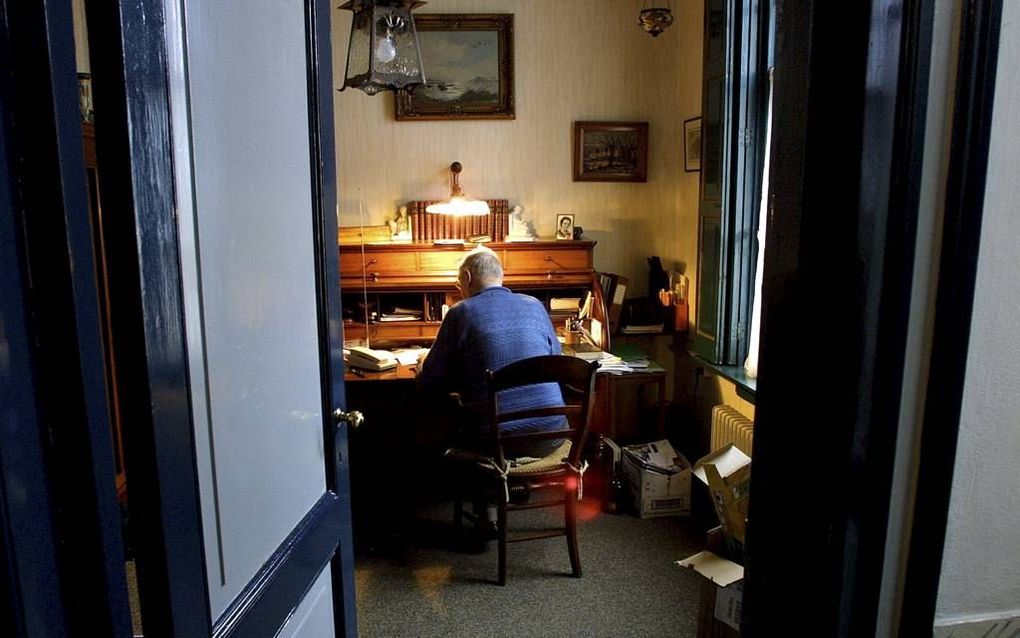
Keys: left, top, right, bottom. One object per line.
{"left": 395, "top": 14, "right": 515, "bottom": 120}
{"left": 572, "top": 121, "right": 649, "bottom": 182}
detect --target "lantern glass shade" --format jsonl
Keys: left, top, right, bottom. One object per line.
{"left": 340, "top": 1, "right": 427, "bottom": 95}
{"left": 638, "top": 8, "right": 674, "bottom": 37}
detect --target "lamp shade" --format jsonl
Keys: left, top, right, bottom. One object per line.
{"left": 340, "top": 0, "right": 427, "bottom": 95}
{"left": 426, "top": 162, "right": 490, "bottom": 216}
{"left": 638, "top": 8, "right": 674, "bottom": 37}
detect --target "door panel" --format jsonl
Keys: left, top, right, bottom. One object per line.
{"left": 277, "top": 571, "right": 335, "bottom": 638}
{"left": 170, "top": 0, "right": 333, "bottom": 620}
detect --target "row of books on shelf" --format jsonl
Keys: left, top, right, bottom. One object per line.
{"left": 408, "top": 200, "right": 511, "bottom": 242}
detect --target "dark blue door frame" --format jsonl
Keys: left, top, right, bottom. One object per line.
{"left": 749, "top": 0, "right": 1001, "bottom": 634}
{"left": 0, "top": 0, "right": 133, "bottom": 635}
{"left": 304, "top": 0, "right": 359, "bottom": 633}
{"left": 0, "top": 0, "right": 355, "bottom": 635}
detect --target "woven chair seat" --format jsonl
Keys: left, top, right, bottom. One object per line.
{"left": 507, "top": 440, "right": 572, "bottom": 475}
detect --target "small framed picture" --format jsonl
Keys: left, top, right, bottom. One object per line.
{"left": 683, "top": 117, "right": 702, "bottom": 172}
{"left": 77, "top": 73, "right": 94, "bottom": 123}
{"left": 555, "top": 214, "right": 575, "bottom": 240}
{"left": 573, "top": 121, "right": 649, "bottom": 182}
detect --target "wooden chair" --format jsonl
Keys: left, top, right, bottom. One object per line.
{"left": 446, "top": 355, "right": 599, "bottom": 585}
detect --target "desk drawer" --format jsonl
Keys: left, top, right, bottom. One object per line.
{"left": 417, "top": 250, "right": 465, "bottom": 273}
{"left": 504, "top": 248, "right": 591, "bottom": 274}
{"left": 343, "top": 322, "right": 441, "bottom": 342}
{"left": 339, "top": 251, "right": 417, "bottom": 278}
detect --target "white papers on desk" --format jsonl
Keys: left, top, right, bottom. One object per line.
{"left": 392, "top": 347, "right": 428, "bottom": 366}
{"left": 596, "top": 356, "right": 632, "bottom": 374}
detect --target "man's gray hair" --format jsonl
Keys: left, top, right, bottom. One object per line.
{"left": 460, "top": 246, "right": 503, "bottom": 285}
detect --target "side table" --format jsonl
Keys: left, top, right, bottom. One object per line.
{"left": 592, "top": 358, "right": 667, "bottom": 441}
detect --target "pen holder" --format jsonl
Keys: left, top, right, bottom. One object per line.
{"left": 674, "top": 300, "right": 689, "bottom": 333}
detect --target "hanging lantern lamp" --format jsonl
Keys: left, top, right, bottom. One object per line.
{"left": 639, "top": 0, "right": 674, "bottom": 38}
{"left": 339, "top": 0, "right": 427, "bottom": 95}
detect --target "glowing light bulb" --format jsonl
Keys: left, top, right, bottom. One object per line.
{"left": 375, "top": 36, "right": 396, "bottom": 63}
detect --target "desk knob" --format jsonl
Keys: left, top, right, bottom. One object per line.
{"left": 333, "top": 409, "right": 364, "bottom": 430}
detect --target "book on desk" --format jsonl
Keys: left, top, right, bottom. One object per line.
{"left": 562, "top": 341, "right": 614, "bottom": 362}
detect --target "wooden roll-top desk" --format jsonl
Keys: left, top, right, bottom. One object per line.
{"left": 338, "top": 240, "right": 609, "bottom": 348}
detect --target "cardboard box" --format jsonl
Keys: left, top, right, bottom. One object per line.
{"left": 620, "top": 439, "right": 692, "bottom": 517}
{"left": 693, "top": 444, "right": 751, "bottom": 544}
{"left": 677, "top": 527, "right": 743, "bottom": 637}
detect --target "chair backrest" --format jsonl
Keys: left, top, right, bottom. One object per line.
{"left": 485, "top": 355, "right": 599, "bottom": 469}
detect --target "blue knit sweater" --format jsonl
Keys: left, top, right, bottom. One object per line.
{"left": 417, "top": 286, "right": 565, "bottom": 456}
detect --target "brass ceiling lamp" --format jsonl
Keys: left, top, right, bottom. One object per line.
{"left": 426, "top": 162, "right": 490, "bottom": 216}
{"left": 339, "top": 0, "right": 427, "bottom": 95}
{"left": 639, "top": 0, "right": 674, "bottom": 38}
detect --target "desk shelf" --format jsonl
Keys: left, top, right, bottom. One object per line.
{"left": 338, "top": 241, "right": 608, "bottom": 347}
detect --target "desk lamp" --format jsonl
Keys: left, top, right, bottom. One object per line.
{"left": 426, "top": 162, "right": 490, "bottom": 216}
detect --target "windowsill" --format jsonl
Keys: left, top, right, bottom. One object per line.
{"left": 689, "top": 352, "right": 757, "bottom": 404}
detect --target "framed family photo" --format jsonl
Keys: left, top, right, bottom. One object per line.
{"left": 555, "top": 214, "right": 575, "bottom": 240}
{"left": 683, "top": 117, "right": 702, "bottom": 172}
{"left": 572, "top": 121, "right": 649, "bottom": 182}
{"left": 395, "top": 14, "right": 515, "bottom": 120}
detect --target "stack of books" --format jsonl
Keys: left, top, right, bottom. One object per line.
{"left": 562, "top": 341, "right": 614, "bottom": 362}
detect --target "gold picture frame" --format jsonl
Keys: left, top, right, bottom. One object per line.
{"left": 395, "top": 14, "right": 515, "bottom": 121}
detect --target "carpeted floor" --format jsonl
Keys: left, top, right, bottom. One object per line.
{"left": 354, "top": 496, "right": 705, "bottom": 638}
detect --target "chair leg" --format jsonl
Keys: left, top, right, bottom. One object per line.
{"left": 497, "top": 495, "right": 508, "bottom": 586}
{"left": 453, "top": 496, "right": 463, "bottom": 534}
{"left": 565, "top": 485, "right": 582, "bottom": 577}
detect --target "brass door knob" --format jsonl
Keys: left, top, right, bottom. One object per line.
{"left": 333, "top": 409, "right": 364, "bottom": 429}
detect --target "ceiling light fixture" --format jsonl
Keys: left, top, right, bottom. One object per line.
{"left": 339, "top": 0, "right": 427, "bottom": 95}
{"left": 639, "top": 0, "right": 674, "bottom": 38}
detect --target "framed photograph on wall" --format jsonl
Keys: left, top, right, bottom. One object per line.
{"left": 77, "top": 73, "right": 94, "bottom": 123}
{"left": 684, "top": 117, "right": 702, "bottom": 172}
{"left": 572, "top": 121, "right": 649, "bottom": 182}
{"left": 555, "top": 214, "right": 575, "bottom": 240}
{"left": 395, "top": 14, "right": 515, "bottom": 121}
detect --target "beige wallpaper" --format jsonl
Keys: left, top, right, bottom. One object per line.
{"left": 660, "top": 0, "right": 704, "bottom": 324}
{"left": 332, "top": 0, "right": 699, "bottom": 294}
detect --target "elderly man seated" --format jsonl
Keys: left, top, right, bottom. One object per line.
{"left": 416, "top": 247, "right": 566, "bottom": 533}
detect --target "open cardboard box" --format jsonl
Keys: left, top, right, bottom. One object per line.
{"left": 620, "top": 439, "right": 692, "bottom": 518}
{"left": 693, "top": 444, "right": 751, "bottom": 545}
{"left": 677, "top": 527, "right": 744, "bottom": 637}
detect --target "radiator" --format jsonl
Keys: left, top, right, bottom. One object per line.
{"left": 711, "top": 404, "right": 755, "bottom": 457}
